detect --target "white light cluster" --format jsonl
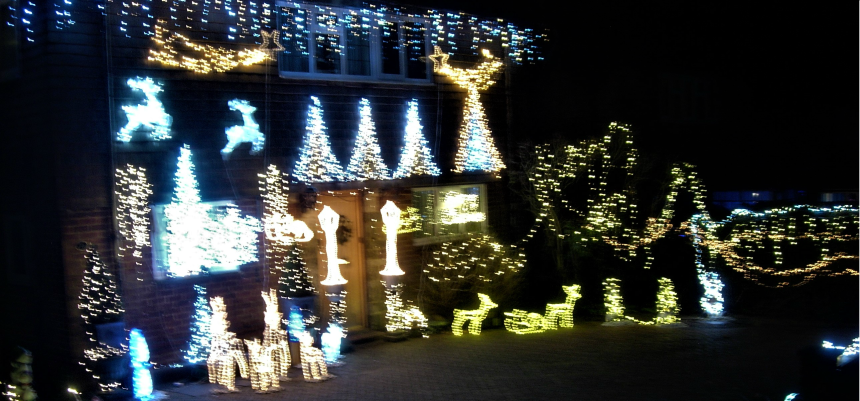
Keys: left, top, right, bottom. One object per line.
{"left": 115, "top": 164, "right": 152, "bottom": 265}
{"left": 183, "top": 285, "right": 212, "bottom": 364}
{"left": 207, "top": 297, "right": 249, "bottom": 393}
{"left": 318, "top": 205, "right": 348, "bottom": 285}
{"left": 430, "top": 47, "right": 506, "bottom": 175}
{"left": 346, "top": 98, "right": 390, "bottom": 181}
{"left": 163, "top": 145, "right": 261, "bottom": 277}
{"left": 392, "top": 99, "right": 441, "bottom": 179}
{"left": 222, "top": 99, "right": 265, "bottom": 155}
{"left": 129, "top": 329, "right": 154, "bottom": 400}
{"left": 688, "top": 205, "right": 859, "bottom": 288}
{"left": 439, "top": 191, "right": 485, "bottom": 224}
{"left": 452, "top": 293, "right": 497, "bottom": 336}
{"left": 321, "top": 323, "right": 344, "bottom": 364}
{"left": 293, "top": 97, "right": 346, "bottom": 183}
{"left": 116, "top": 77, "right": 173, "bottom": 142}
{"left": 380, "top": 201, "right": 405, "bottom": 276}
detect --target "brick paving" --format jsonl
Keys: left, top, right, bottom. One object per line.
{"left": 153, "top": 316, "right": 857, "bottom": 401}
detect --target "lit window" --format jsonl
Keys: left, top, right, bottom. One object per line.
{"left": 412, "top": 184, "right": 487, "bottom": 244}
{"left": 277, "top": 5, "right": 431, "bottom": 83}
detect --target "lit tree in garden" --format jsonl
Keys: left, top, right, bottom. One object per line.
{"left": 78, "top": 244, "right": 125, "bottom": 392}
{"left": 279, "top": 245, "right": 316, "bottom": 298}
{"left": 392, "top": 99, "right": 441, "bottom": 179}
{"left": 429, "top": 46, "right": 505, "bottom": 175}
{"left": 293, "top": 96, "right": 346, "bottom": 183}
{"left": 184, "top": 285, "right": 212, "bottom": 364}
{"left": 346, "top": 98, "right": 390, "bottom": 181}
{"left": 164, "top": 145, "right": 261, "bottom": 277}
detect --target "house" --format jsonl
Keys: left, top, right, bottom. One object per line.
{"left": 0, "top": 0, "right": 546, "bottom": 397}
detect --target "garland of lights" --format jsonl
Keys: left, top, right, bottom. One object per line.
{"left": 115, "top": 164, "right": 152, "bottom": 267}
{"left": 451, "top": 293, "right": 498, "bottom": 336}
{"left": 687, "top": 205, "right": 859, "bottom": 288}
{"left": 392, "top": 99, "right": 441, "bottom": 178}
{"left": 293, "top": 97, "right": 346, "bottom": 183}
{"left": 222, "top": 99, "right": 265, "bottom": 155}
{"left": 346, "top": 99, "right": 390, "bottom": 181}
{"left": 430, "top": 46, "right": 506, "bottom": 175}
{"left": 183, "top": 285, "right": 212, "bottom": 364}
{"left": 116, "top": 77, "right": 173, "bottom": 142}
{"left": 148, "top": 24, "right": 270, "bottom": 74}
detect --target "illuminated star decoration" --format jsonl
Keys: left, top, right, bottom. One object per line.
{"left": 430, "top": 46, "right": 505, "bottom": 176}
{"left": 222, "top": 99, "right": 265, "bottom": 155}
{"left": 149, "top": 24, "right": 269, "bottom": 73}
{"left": 258, "top": 29, "right": 285, "bottom": 59}
{"left": 116, "top": 77, "right": 172, "bottom": 142}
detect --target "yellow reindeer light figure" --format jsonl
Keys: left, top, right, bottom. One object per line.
{"left": 207, "top": 297, "right": 249, "bottom": 393}
{"left": 244, "top": 339, "right": 279, "bottom": 393}
{"left": 297, "top": 331, "right": 333, "bottom": 382}
{"left": 544, "top": 284, "right": 582, "bottom": 329}
{"left": 261, "top": 289, "right": 290, "bottom": 379}
{"left": 451, "top": 293, "right": 497, "bottom": 336}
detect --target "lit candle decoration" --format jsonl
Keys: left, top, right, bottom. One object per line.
{"left": 318, "top": 206, "right": 348, "bottom": 285}
{"left": 429, "top": 46, "right": 505, "bottom": 175}
{"left": 222, "top": 99, "right": 265, "bottom": 155}
{"left": 451, "top": 293, "right": 498, "bottom": 336}
{"left": 116, "top": 77, "right": 173, "bottom": 142}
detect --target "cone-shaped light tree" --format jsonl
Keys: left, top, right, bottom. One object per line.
{"left": 293, "top": 96, "right": 346, "bottom": 183}
{"left": 346, "top": 98, "right": 390, "bottom": 181}
{"left": 392, "top": 99, "right": 440, "bottom": 178}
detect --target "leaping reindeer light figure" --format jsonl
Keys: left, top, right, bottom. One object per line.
{"left": 117, "top": 77, "right": 172, "bottom": 142}
{"left": 451, "top": 293, "right": 497, "bottom": 336}
{"left": 222, "top": 99, "right": 265, "bottom": 155}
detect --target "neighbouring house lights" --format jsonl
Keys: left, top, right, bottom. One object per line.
{"left": 346, "top": 98, "right": 390, "bottom": 181}
{"left": 380, "top": 201, "right": 405, "bottom": 276}
{"left": 318, "top": 206, "right": 348, "bottom": 285}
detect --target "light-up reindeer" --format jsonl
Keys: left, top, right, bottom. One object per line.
{"left": 117, "top": 77, "right": 172, "bottom": 142}
{"left": 451, "top": 293, "right": 497, "bottom": 336}
{"left": 428, "top": 46, "right": 505, "bottom": 174}
{"left": 297, "top": 331, "right": 333, "bottom": 382}
{"left": 544, "top": 284, "right": 582, "bottom": 329}
{"left": 222, "top": 99, "right": 265, "bottom": 155}
{"left": 261, "top": 289, "right": 290, "bottom": 380}
{"left": 207, "top": 297, "right": 249, "bottom": 393}
{"left": 244, "top": 339, "right": 278, "bottom": 393}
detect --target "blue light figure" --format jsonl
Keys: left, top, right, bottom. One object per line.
{"left": 287, "top": 305, "right": 305, "bottom": 343}
{"left": 321, "top": 323, "right": 344, "bottom": 365}
{"left": 129, "top": 328, "right": 154, "bottom": 400}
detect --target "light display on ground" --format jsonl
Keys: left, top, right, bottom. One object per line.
{"left": 129, "top": 329, "right": 153, "bottom": 400}
{"left": 504, "top": 309, "right": 548, "bottom": 334}
{"left": 321, "top": 323, "right": 345, "bottom": 364}
{"left": 603, "top": 278, "right": 683, "bottom": 325}
{"left": 451, "top": 293, "right": 498, "bottom": 336}
{"left": 115, "top": 164, "right": 152, "bottom": 266}
{"left": 293, "top": 97, "right": 346, "bottom": 183}
{"left": 346, "top": 99, "right": 390, "bottom": 181}
{"left": 380, "top": 201, "right": 405, "bottom": 276}
{"left": 544, "top": 284, "right": 582, "bottom": 329}
{"left": 260, "top": 289, "right": 290, "bottom": 381}
{"left": 318, "top": 205, "right": 348, "bottom": 285}
{"left": 116, "top": 77, "right": 172, "bottom": 142}
{"left": 687, "top": 205, "right": 859, "bottom": 288}
{"left": 297, "top": 331, "right": 334, "bottom": 382}
{"left": 654, "top": 278, "right": 681, "bottom": 325}
{"left": 392, "top": 99, "right": 441, "bottom": 179}
{"left": 183, "top": 285, "right": 212, "bottom": 364}
{"left": 222, "top": 99, "right": 265, "bottom": 155}
{"left": 430, "top": 46, "right": 506, "bottom": 175}
{"left": 383, "top": 282, "right": 428, "bottom": 335}
{"left": 207, "top": 297, "right": 249, "bottom": 393}
{"left": 244, "top": 339, "right": 280, "bottom": 393}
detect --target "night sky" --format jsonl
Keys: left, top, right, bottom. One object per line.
{"left": 407, "top": 1, "right": 857, "bottom": 192}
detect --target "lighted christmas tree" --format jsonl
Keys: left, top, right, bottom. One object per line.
{"left": 183, "top": 285, "right": 212, "bottom": 364}
{"left": 293, "top": 96, "right": 346, "bottom": 183}
{"left": 164, "top": 145, "right": 214, "bottom": 277}
{"left": 278, "top": 244, "right": 315, "bottom": 298}
{"left": 392, "top": 99, "right": 441, "bottom": 179}
{"left": 346, "top": 98, "right": 390, "bottom": 181}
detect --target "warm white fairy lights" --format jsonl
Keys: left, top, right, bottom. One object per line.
{"left": 654, "top": 278, "right": 680, "bottom": 325}
{"left": 148, "top": 24, "right": 270, "bottom": 73}
{"left": 207, "top": 297, "right": 249, "bottom": 393}
{"left": 602, "top": 278, "right": 628, "bottom": 323}
{"left": 115, "top": 164, "right": 152, "bottom": 264}
{"left": 298, "top": 331, "right": 333, "bottom": 382}
{"left": 293, "top": 97, "right": 346, "bottom": 183}
{"left": 116, "top": 77, "right": 172, "bottom": 142}
{"left": 244, "top": 339, "right": 279, "bottom": 393}
{"left": 430, "top": 46, "right": 505, "bottom": 175}
{"left": 504, "top": 310, "right": 547, "bottom": 334}
{"left": 688, "top": 205, "right": 858, "bottom": 288}
{"left": 318, "top": 205, "right": 348, "bottom": 285}
{"left": 346, "top": 98, "right": 390, "bottom": 181}
{"left": 380, "top": 201, "right": 405, "bottom": 276}
{"left": 392, "top": 99, "right": 441, "bottom": 179}
{"left": 260, "top": 289, "right": 290, "bottom": 380}
{"left": 222, "top": 99, "right": 265, "bottom": 155}
{"left": 439, "top": 191, "right": 485, "bottom": 225}
{"left": 260, "top": 164, "right": 313, "bottom": 245}
{"left": 544, "top": 284, "right": 582, "bottom": 329}
{"left": 183, "top": 285, "right": 212, "bottom": 365}
{"left": 383, "top": 283, "right": 428, "bottom": 334}
{"left": 451, "top": 293, "right": 498, "bottom": 336}
{"left": 129, "top": 328, "right": 154, "bottom": 400}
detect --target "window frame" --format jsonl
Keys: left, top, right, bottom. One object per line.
{"left": 412, "top": 184, "right": 488, "bottom": 246}
{"left": 277, "top": 2, "right": 433, "bottom": 84}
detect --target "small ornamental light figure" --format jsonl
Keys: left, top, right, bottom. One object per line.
{"left": 318, "top": 206, "right": 347, "bottom": 286}
{"left": 380, "top": 201, "right": 405, "bottom": 276}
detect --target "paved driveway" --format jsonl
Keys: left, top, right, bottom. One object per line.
{"left": 156, "top": 317, "right": 857, "bottom": 401}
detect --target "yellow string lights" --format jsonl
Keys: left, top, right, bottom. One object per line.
{"left": 503, "top": 309, "right": 548, "bottom": 334}
{"left": 654, "top": 278, "right": 681, "bottom": 325}
{"left": 429, "top": 46, "right": 506, "bottom": 175}
{"left": 115, "top": 164, "right": 152, "bottom": 266}
{"left": 206, "top": 297, "right": 249, "bottom": 393}
{"left": 383, "top": 282, "right": 429, "bottom": 334}
{"left": 603, "top": 278, "right": 683, "bottom": 326}
{"left": 148, "top": 24, "right": 270, "bottom": 73}
{"left": 451, "top": 293, "right": 498, "bottom": 336}
{"left": 687, "top": 205, "right": 858, "bottom": 288}
{"left": 544, "top": 284, "right": 582, "bottom": 329}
